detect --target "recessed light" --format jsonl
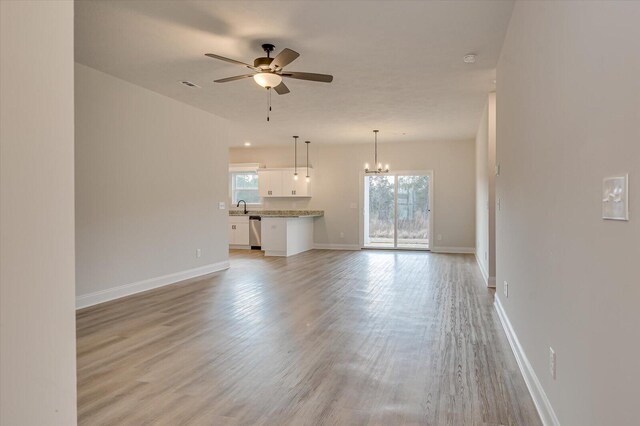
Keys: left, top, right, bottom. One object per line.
{"left": 463, "top": 54, "right": 477, "bottom": 64}
{"left": 180, "top": 81, "right": 200, "bottom": 88}
{"left": 244, "top": 142, "right": 251, "bottom": 147}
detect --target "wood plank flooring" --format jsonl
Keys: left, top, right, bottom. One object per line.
{"left": 77, "top": 249, "right": 541, "bottom": 425}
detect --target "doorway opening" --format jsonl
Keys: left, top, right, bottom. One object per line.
{"left": 362, "top": 171, "right": 433, "bottom": 250}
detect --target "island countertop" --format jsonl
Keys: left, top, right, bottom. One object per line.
{"left": 228, "top": 210, "right": 324, "bottom": 218}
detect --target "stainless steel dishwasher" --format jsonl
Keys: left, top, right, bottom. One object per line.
{"left": 249, "top": 216, "right": 261, "bottom": 249}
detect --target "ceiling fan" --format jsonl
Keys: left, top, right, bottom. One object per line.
{"left": 205, "top": 43, "right": 333, "bottom": 95}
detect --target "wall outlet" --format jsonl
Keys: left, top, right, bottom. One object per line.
{"left": 549, "top": 347, "right": 556, "bottom": 380}
{"left": 437, "top": 234, "right": 442, "bottom": 241}
{"left": 196, "top": 248, "right": 201, "bottom": 258}
{"left": 495, "top": 163, "right": 501, "bottom": 176}
{"left": 218, "top": 202, "right": 226, "bottom": 210}
{"left": 339, "top": 232, "right": 344, "bottom": 238}
{"left": 504, "top": 280, "right": 509, "bottom": 298}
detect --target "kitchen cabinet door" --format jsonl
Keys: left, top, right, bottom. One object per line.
{"left": 258, "top": 170, "right": 283, "bottom": 197}
{"left": 235, "top": 223, "right": 249, "bottom": 245}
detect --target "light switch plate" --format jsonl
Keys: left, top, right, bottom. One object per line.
{"left": 602, "top": 174, "right": 628, "bottom": 220}
{"left": 218, "top": 202, "right": 226, "bottom": 210}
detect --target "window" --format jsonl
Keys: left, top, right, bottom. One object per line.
{"left": 231, "top": 171, "right": 261, "bottom": 204}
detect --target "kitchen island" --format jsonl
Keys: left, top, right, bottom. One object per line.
{"left": 229, "top": 210, "right": 323, "bottom": 257}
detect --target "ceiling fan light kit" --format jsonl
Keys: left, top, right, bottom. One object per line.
{"left": 253, "top": 73, "right": 282, "bottom": 88}
{"left": 205, "top": 43, "right": 333, "bottom": 121}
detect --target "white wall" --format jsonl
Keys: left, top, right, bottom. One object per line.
{"left": 496, "top": 1, "right": 640, "bottom": 425}
{"left": 475, "top": 93, "right": 496, "bottom": 286}
{"left": 230, "top": 140, "right": 476, "bottom": 251}
{"left": 75, "top": 64, "right": 230, "bottom": 307}
{"left": 0, "top": 1, "right": 77, "bottom": 424}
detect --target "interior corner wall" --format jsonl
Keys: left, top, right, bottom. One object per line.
{"left": 75, "top": 63, "right": 230, "bottom": 307}
{"left": 230, "top": 140, "right": 476, "bottom": 251}
{"left": 475, "top": 101, "right": 490, "bottom": 282}
{"left": 476, "top": 93, "right": 497, "bottom": 286}
{"left": 1, "top": 1, "right": 77, "bottom": 424}
{"left": 496, "top": 1, "right": 640, "bottom": 425}
{"left": 487, "top": 92, "right": 496, "bottom": 281}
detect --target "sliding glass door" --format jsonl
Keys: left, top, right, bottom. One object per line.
{"left": 363, "top": 172, "right": 432, "bottom": 250}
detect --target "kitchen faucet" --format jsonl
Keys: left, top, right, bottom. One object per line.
{"left": 236, "top": 200, "right": 248, "bottom": 214}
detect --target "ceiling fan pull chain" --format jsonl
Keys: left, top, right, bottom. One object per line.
{"left": 266, "top": 88, "right": 270, "bottom": 122}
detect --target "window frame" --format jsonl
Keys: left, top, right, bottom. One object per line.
{"left": 229, "top": 163, "right": 262, "bottom": 206}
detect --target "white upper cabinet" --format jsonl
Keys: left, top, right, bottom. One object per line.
{"left": 258, "top": 170, "right": 283, "bottom": 197}
{"left": 258, "top": 168, "right": 312, "bottom": 197}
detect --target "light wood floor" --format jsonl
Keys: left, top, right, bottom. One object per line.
{"left": 77, "top": 249, "right": 541, "bottom": 425}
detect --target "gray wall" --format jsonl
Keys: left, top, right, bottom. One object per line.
{"left": 496, "top": 1, "right": 640, "bottom": 424}
{"left": 230, "top": 140, "right": 476, "bottom": 251}
{"left": 75, "top": 64, "right": 230, "bottom": 304}
{"left": 1, "top": 1, "right": 77, "bottom": 424}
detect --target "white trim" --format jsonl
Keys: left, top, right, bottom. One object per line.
{"left": 494, "top": 297, "right": 560, "bottom": 426}
{"left": 229, "top": 245, "right": 251, "bottom": 250}
{"left": 431, "top": 246, "right": 475, "bottom": 254}
{"left": 475, "top": 253, "right": 495, "bottom": 287}
{"left": 76, "top": 261, "right": 230, "bottom": 310}
{"left": 475, "top": 252, "right": 489, "bottom": 285}
{"left": 313, "top": 243, "right": 361, "bottom": 251}
{"left": 229, "top": 163, "right": 261, "bottom": 172}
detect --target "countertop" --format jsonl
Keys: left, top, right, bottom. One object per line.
{"left": 229, "top": 210, "right": 324, "bottom": 218}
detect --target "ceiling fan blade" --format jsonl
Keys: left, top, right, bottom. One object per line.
{"left": 273, "top": 81, "right": 290, "bottom": 95}
{"left": 214, "top": 74, "right": 255, "bottom": 83}
{"left": 282, "top": 72, "right": 333, "bottom": 83}
{"left": 270, "top": 48, "right": 300, "bottom": 70}
{"left": 205, "top": 53, "right": 256, "bottom": 70}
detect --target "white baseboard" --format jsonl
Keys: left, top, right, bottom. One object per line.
{"left": 475, "top": 253, "right": 489, "bottom": 284}
{"left": 76, "top": 261, "right": 230, "bottom": 310}
{"left": 494, "top": 297, "right": 560, "bottom": 426}
{"left": 313, "top": 243, "right": 361, "bottom": 251}
{"left": 432, "top": 246, "right": 475, "bottom": 254}
{"left": 474, "top": 254, "right": 496, "bottom": 288}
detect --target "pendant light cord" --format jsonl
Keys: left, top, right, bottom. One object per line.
{"left": 306, "top": 141, "right": 310, "bottom": 177}
{"left": 374, "top": 130, "right": 378, "bottom": 168}
{"left": 293, "top": 136, "right": 299, "bottom": 176}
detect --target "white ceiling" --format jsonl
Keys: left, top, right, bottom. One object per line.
{"left": 75, "top": 0, "right": 513, "bottom": 147}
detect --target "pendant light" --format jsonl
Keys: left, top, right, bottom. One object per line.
{"left": 305, "top": 140, "right": 311, "bottom": 182}
{"left": 364, "top": 130, "right": 389, "bottom": 174}
{"left": 293, "top": 136, "right": 299, "bottom": 180}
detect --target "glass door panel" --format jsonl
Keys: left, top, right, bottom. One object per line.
{"left": 397, "top": 175, "right": 430, "bottom": 249}
{"left": 364, "top": 175, "right": 395, "bottom": 248}
{"left": 363, "top": 172, "right": 431, "bottom": 250}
